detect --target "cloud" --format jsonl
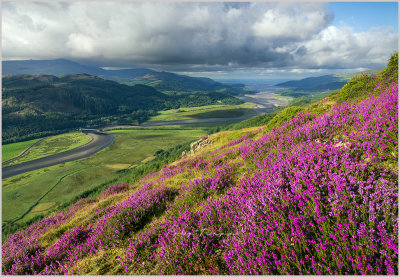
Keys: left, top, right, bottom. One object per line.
{"left": 293, "top": 26, "right": 399, "bottom": 69}
{"left": 2, "top": 2, "right": 398, "bottom": 72}
{"left": 252, "top": 2, "right": 332, "bottom": 42}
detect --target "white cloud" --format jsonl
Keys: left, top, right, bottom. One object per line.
{"left": 2, "top": 2, "right": 398, "bottom": 72}
{"left": 252, "top": 3, "right": 332, "bottom": 41}
{"left": 295, "top": 26, "right": 398, "bottom": 68}
{"left": 67, "top": 33, "right": 95, "bottom": 56}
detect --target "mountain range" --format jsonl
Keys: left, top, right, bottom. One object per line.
{"left": 276, "top": 69, "right": 381, "bottom": 92}
{"left": 3, "top": 59, "right": 156, "bottom": 78}
{"left": 2, "top": 59, "right": 247, "bottom": 94}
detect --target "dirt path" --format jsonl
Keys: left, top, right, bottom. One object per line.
{"left": 2, "top": 132, "right": 115, "bottom": 179}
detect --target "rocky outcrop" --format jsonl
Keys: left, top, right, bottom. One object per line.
{"left": 182, "top": 136, "right": 212, "bottom": 157}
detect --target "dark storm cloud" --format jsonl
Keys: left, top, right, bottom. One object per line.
{"left": 2, "top": 2, "right": 398, "bottom": 72}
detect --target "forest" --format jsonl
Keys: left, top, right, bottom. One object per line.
{"left": 2, "top": 74, "right": 243, "bottom": 143}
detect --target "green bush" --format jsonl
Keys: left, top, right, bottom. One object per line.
{"left": 336, "top": 52, "right": 398, "bottom": 103}
{"left": 381, "top": 51, "right": 398, "bottom": 83}
{"left": 336, "top": 74, "right": 379, "bottom": 103}
{"left": 265, "top": 106, "right": 305, "bottom": 130}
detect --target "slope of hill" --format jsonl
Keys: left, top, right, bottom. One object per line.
{"left": 2, "top": 53, "right": 398, "bottom": 275}
{"left": 3, "top": 74, "right": 167, "bottom": 113}
{"left": 2, "top": 74, "right": 242, "bottom": 143}
{"left": 119, "top": 71, "right": 250, "bottom": 94}
{"left": 3, "top": 59, "right": 251, "bottom": 95}
{"left": 2, "top": 74, "right": 165, "bottom": 143}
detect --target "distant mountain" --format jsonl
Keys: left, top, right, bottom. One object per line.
{"left": 276, "top": 74, "right": 348, "bottom": 92}
{"left": 276, "top": 69, "right": 382, "bottom": 92}
{"left": 126, "top": 71, "right": 236, "bottom": 93}
{"left": 3, "top": 59, "right": 156, "bottom": 79}
{"left": 3, "top": 59, "right": 248, "bottom": 94}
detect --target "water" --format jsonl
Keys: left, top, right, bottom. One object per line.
{"left": 216, "top": 78, "right": 292, "bottom": 114}
{"left": 216, "top": 78, "right": 291, "bottom": 92}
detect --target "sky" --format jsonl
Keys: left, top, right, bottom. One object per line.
{"left": 328, "top": 2, "right": 398, "bottom": 33}
{"left": 2, "top": 1, "right": 398, "bottom": 79}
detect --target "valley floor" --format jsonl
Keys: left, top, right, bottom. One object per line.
{"left": 2, "top": 127, "right": 207, "bottom": 233}
{"left": 2, "top": 132, "right": 114, "bottom": 179}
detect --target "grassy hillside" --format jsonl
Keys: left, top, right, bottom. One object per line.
{"left": 2, "top": 138, "right": 40, "bottom": 162}
{"left": 2, "top": 53, "right": 398, "bottom": 275}
{"left": 2, "top": 127, "right": 207, "bottom": 235}
{"left": 148, "top": 102, "right": 255, "bottom": 122}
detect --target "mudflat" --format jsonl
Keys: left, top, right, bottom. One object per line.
{"left": 2, "top": 132, "right": 115, "bottom": 179}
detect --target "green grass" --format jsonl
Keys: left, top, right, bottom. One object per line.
{"left": 273, "top": 93, "right": 293, "bottom": 103}
{"left": 3, "top": 132, "right": 92, "bottom": 167}
{"left": 333, "top": 68, "right": 382, "bottom": 80}
{"left": 2, "top": 127, "right": 207, "bottom": 227}
{"left": 189, "top": 108, "right": 252, "bottom": 119}
{"left": 265, "top": 106, "right": 305, "bottom": 130}
{"left": 148, "top": 102, "right": 255, "bottom": 122}
{"left": 2, "top": 138, "right": 40, "bottom": 162}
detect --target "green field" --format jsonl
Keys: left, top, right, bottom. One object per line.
{"left": 148, "top": 102, "right": 255, "bottom": 122}
{"left": 2, "top": 138, "right": 40, "bottom": 162}
{"left": 2, "top": 127, "right": 206, "bottom": 227}
{"left": 3, "top": 132, "right": 92, "bottom": 167}
{"left": 273, "top": 93, "right": 294, "bottom": 103}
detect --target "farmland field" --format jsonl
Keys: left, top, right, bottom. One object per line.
{"left": 2, "top": 138, "right": 40, "bottom": 162}
{"left": 3, "top": 132, "right": 92, "bottom": 167}
{"left": 148, "top": 102, "right": 255, "bottom": 122}
{"left": 2, "top": 127, "right": 207, "bottom": 227}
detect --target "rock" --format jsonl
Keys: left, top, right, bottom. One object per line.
{"left": 334, "top": 141, "right": 351, "bottom": 148}
{"left": 189, "top": 137, "right": 212, "bottom": 155}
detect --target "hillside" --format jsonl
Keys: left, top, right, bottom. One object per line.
{"left": 3, "top": 74, "right": 167, "bottom": 114}
{"left": 2, "top": 74, "right": 242, "bottom": 143}
{"left": 3, "top": 59, "right": 251, "bottom": 95}
{"left": 2, "top": 53, "right": 398, "bottom": 275}
{"left": 118, "top": 71, "right": 251, "bottom": 95}
{"left": 2, "top": 74, "right": 166, "bottom": 143}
